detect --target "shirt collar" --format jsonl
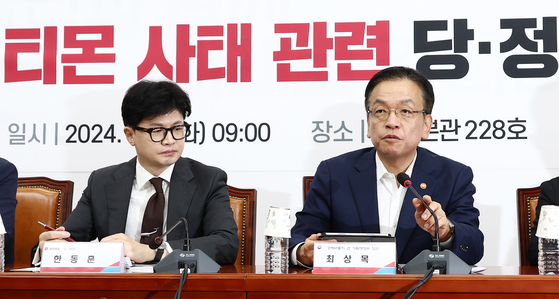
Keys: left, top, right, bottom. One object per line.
{"left": 375, "top": 151, "right": 417, "bottom": 182}
{"left": 135, "top": 161, "right": 175, "bottom": 189}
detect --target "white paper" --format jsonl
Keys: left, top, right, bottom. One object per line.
{"left": 128, "top": 264, "right": 155, "bottom": 273}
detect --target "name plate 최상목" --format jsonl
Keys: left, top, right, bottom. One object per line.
{"left": 313, "top": 241, "right": 396, "bottom": 274}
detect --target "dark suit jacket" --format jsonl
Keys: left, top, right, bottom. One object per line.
{"left": 290, "top": 147, "right": 484, "bottom": 265}
{"left": 62, "top": 157, "right": 239, "bottom": 265}
{"left": 0, "top": 158, "right": 17, "bottom": 265}
{"left": 527, "top": 176, "right": 559, "bottom": 266}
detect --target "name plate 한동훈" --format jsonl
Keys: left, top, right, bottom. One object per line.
{"left": 313, "top": 240, "right": 396, "bottom": 274}
{"left": 41, "top": 241, "right": 126, "bottom": 273}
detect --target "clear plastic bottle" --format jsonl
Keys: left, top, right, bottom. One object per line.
{"left": 538, "top": 237, "right": 559, "bottom": 275}
{"left": 265, "top": 235, "right": 288, "bottom": 274}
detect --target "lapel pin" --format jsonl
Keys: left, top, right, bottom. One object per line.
{"left": 420, "top": 183, "right": 427, "bottom": 189}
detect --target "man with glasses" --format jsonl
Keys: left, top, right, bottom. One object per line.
{"left": 35, "top": 80, "right": 238, "bottom": 265}
{"left": 290, "top": 67, "right": 484, "bottom": 267}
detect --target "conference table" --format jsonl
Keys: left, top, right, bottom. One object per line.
{"left": 1, "top": 265, "right": 558, "bottom": 298}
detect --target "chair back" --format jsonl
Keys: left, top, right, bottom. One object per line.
{"left": 517, "top": 186, "right": 540, "bottom": 266}
{"left": 15, "top": 177, "right": 74, "bottom": 267}
{"left": 228, "top": 185, "right": 256, "bottom": 266}
{"left": 303, "top": 176, "right": 314, "bottom": 202}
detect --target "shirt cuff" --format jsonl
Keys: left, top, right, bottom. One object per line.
{"left": 290, "top": 242, "right": 312, "bottom": 269}
{"left": 290, "top": 242, "right": 302, "bottom": 265}
{"left": 162, "top": 241, "right": 173, "bottom": 254}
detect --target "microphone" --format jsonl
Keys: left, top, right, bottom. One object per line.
{"left": 149, "top": 217, "right": 189, "bottom": 250}
{"left": 396, "top": 172, "right": 471, "bottom": 275}
{"left": 396, "top": 173, "right": 440, "bottom": 251}
{"left": 152, "top": 217, "right": 220, "bottom": 274}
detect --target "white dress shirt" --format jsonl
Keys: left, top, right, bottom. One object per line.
{"left": 376, "top": 152, "right": 416, "bottom": 236}
{"left": 125, "top": 162, "right": 174, "bottom": 242}
{"left": 125, "top": 162, "right": 175, "bottom": 254}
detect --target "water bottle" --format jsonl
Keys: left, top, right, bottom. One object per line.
{"left": 538, "top": 237, "right": 559, "bottom": 275}
{"left": 0, "top": 233, "right": 4, "bottom": 272}
{"left": 265, "top": 235, "right": 288, "bottom": 274}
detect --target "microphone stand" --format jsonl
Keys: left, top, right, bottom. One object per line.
{"left": 396, "top": 173, "right": 471, "bottom": 275}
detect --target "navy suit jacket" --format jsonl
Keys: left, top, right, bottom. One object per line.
{"left": 0, "top": 158, "right": 17, "bottom": 265}
{"left": 290, "top": 147, "right": 484, "bottom": 265}
{"left": 62, "top": 157, "right": 239, "bottom": 265}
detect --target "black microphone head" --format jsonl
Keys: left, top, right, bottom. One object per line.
{"left": 149, "top": 236, "right": 163, "bottom": 249}
{"left": 397, "top": 172, "right": 412, "bottom": 187}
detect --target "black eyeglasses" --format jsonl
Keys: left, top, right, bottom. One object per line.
{"left": 132, "top": 122, "right": 191, "bottom": 142}
{"left": 367, "top": 108, "right": 426, "bottom": 122}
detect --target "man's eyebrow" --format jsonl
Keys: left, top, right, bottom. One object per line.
{"left": 371, "top": 98, "right": 416, "bottom": 105}
{"left": 399, "top": 99, "right": 415, "bottom": 104}
{"left": 372, "top": 99, "right": 387, "bottom": 105}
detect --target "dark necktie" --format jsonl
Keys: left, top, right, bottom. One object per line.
{"left": 140, "top": 177, "right": 165, "bottom": 245}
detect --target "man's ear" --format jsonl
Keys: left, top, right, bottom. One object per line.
{"left": 124, "top": 127, "right": 135, "bottom": 146}
{"left": 421, "top": 114, "right": 433, "bottom": 140}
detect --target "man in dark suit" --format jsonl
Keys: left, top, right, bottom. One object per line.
{"left": 527, "top": 177, "right": 559, "bottom": 266}
{"left": 290, "top": 67, "right": 484, "bottom": 267}
{"left": 0, "top": 158, "right": 17, "bottom": 265}
{"left": 37, "top": 81, "right": 238, "bottom": 265}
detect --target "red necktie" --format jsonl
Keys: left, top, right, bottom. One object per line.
{"left": 140, "top": 177, "right": 165, "bottom": 245}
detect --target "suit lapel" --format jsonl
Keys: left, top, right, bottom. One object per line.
{"left": 350, "top": 148, "right": 381, "bottom": 233}
{"left": 106, "top": 158, "right": 135, "bottom": 235}
{"left": 395, "top": 148, "right": 439, "bottom": 256}
{"left": 167, "top": 158, "right": 197, "bottom": 240}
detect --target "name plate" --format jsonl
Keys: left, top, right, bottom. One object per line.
{"left": 41, "top": 242, "right": 126, "bottom": 273}
{"left": 313, "top": 241, "right": 396, "bottom": 274}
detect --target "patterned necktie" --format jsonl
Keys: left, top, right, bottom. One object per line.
{"left": 140, "top": 177, "right": 165, "bottom": 245}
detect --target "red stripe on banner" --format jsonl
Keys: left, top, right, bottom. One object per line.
{"left": 41, "top": 267, "right": 107, "bottom": 272}
{"left": 313, "top": 267, "right": 382, "bottom": 274}
{"left": 313, "top": 261, "right": 396, "bottom": 274}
